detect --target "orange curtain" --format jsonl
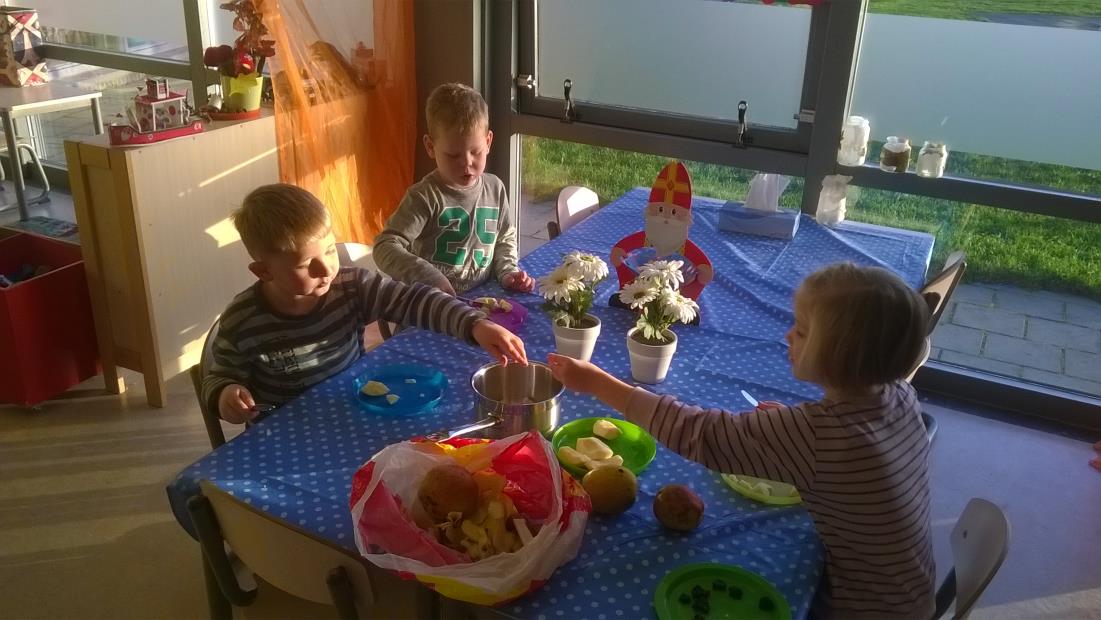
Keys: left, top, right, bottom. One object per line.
{"left": 259, "top": 0, "right": 416, "bottom": 243}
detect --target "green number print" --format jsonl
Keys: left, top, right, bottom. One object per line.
{"left": 433, "top": 206, "right": 499, "bottom": 268}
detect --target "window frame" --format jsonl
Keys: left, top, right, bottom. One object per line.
{"left": 489, "top": 0, "right": 1101, "bottom": 428}
{"left": 515, "top": 0, "right": 826, "bottom": 155}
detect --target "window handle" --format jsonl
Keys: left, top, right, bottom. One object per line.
{"left": 734, "top": 100, "right": 752, "bottom": 148}
{"left": 562, "top": 78, "right": 577, "bottom": 123}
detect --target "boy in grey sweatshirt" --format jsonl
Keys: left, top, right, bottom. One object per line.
{"left": 374, "top": 83, "right": 534, "bottom": 295}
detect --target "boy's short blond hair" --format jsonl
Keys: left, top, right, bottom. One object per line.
{"left": 797, "top": 263, "right": 930, "bottom": 391}
{"left": 426, "top": 82, "right": 488, "bottom": 137}
{"left": 233, "top": 184, "right": 331, "bottom": 258}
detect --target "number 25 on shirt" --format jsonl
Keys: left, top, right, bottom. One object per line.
{"left": 433, "top": 206, "right": 499, "bottom": 268}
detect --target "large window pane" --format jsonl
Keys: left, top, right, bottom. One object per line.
{"left": 517, "top": 135, "right": 804, "bottom": 257}
{"left": 36, "top": 0, "right": 186, "bottom": 59}
{"left": 852, "top": 4, "right": 1101, "bottom": 192}
{"left": 536, "top": 0, "right": 811, "bottom": 129}
{"left": 846, "top": 185, "right": 1101, "bottom": 399}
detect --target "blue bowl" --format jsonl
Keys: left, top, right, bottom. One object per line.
{"left": 353, "top": 364, "right": 448, "bottom": 417}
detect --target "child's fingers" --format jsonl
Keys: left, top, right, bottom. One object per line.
{"left": 507, "top": 336, "right": 528, "bottom": 365}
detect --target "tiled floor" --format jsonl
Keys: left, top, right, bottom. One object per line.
{"left": 931, "top": 284, "right": 1101, "bottom": 397}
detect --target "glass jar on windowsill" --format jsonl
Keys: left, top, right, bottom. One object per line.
{"left": 879, "top": 136, "right": 911, "bottom": 173}
{"left": 916, "top": 141, "right": 949, "bottom": 178}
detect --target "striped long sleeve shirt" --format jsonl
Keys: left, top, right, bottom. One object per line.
{"left": 201, "top": 267, "right": 484, "bottom": 416}
{"left": 625, "top": 381, "right": 935, "bottom": 620}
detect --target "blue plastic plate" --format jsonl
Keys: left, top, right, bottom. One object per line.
{"left": 353, "top": 364, "right": 448, "bottom": 417}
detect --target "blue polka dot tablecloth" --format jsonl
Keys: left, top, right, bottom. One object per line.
{"left": 166, "top": 188, "right": 932, "bottom": 620}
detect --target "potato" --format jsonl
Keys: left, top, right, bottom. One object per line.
{"left": 593, "top": 419, "right": 621, "bottom": 440}
{"left": 361, "top": 380, "right": 389, "bottom": 396}
{"left": 576, "top": 437, "right": 613, "bottom": 461}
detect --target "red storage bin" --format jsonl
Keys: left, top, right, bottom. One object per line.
{"left": 0, "top": 232, "right": 99, "bottom": 406}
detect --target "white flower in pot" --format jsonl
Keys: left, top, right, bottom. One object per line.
{"left": 539, "top": 251, "right": 609, "bottom": 362}
{"left": 620, "top": 259, "right": 699, "bottom": 384}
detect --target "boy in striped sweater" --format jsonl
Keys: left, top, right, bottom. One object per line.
{"left": 203, "top": 183, "right": 527, "bottom": 424}
{"left": 548, "top": 263, "right": 935, "bottom": 619}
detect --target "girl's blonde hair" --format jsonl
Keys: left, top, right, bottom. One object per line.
{"left": 233, "top": 184, "right": 331, "bottom": 258}
{"left": 797, "top": 263, "right": 930, "bottom": 391}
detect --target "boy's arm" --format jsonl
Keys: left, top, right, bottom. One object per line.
{"left": 490, "top": 183, "right": 520, "bottom": 284}
{"left": 200, "top": 327, "right": 252, "bottom": 420}
{"left": 355, "top": 268, "right": 483, "bottom": 344}
{"left": 373, "top": 193, "right": 452, "bottom": 290}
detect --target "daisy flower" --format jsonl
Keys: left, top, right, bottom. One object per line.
{"left": 561, "top": 251, "right": 608, "bottom": 283}
{"left": 618, "top": 278, "right": 658, "bottom": 309}
{"left": 660, "top": 290, "right": 699, "bottom": 324}
{"left": 639, "top": 260, "right": 685, "bottom": 289}
{"left": 539, "top": 266, "right": 583, "bottom": 304}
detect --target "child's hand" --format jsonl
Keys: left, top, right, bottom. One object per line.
{"left": 546, "top": 353, "right": 606, "bottom": 394}
{"left": 218, "top": 383, "right": 257, "bottom": 424}
{"left": 548, "top": 353, "right": 634, "bottom": 413}
{"left": 472, "top": 319, "right": 528, "bottom": 366}
{"left": 502, "top": 270, "right": 535, "bottom": 293}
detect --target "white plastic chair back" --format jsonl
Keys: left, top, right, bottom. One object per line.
{"left": 200, "top": 481, "right": 376, "bottom": 610}
{"left": 555, "top": 186, "right": 600, "bottom": 235}
{"left": 337, "top": 241, "right": 377, "bottom": 271}
{"left": 950, "top": 498, "right": 1010, "bottom": 619}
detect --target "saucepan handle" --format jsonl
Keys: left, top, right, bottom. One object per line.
{"left": 424, "top": 415, "right": 501, "bottom": 442}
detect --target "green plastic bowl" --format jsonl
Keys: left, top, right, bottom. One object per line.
{"left": 654, "top": 562, "right": 792, "bottom": 620}
{"left": 550, "top": 417, "right": 657, "bottom": 478}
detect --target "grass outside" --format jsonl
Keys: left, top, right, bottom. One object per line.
{"left": 867, "top": 0, "right": 1101, "bottom": 19}
{"left": 521, "top": 137, "right": 1101, "bottom": 299}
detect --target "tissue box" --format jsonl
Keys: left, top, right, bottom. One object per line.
{"left": 718, "top": 201, "right": 800, "bottom": 240}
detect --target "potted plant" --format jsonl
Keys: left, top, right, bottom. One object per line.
{"left": 619, "top": 260, "right": 699, "bottom": 384}
{"left": 539, "top": 251, "right": 609, "bottom": 362}
{"left": 203, "top": 0, "right": 275, "bottom": 114}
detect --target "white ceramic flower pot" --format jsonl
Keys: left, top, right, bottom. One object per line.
{"left": 627, "top": 327, "right": 677, "bottom": 384}
{"left": 553, "top": 314, "right": 601, "bottom": 362}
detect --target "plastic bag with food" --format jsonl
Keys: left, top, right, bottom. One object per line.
{"left": 349, "top": 431, "right": 590, "bottom": 605}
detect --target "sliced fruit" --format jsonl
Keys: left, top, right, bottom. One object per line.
{"left": 593, "top": 419, "right": 621, "bottom": 440}
{"left": 361, "top": 380, "right": 389, "bottom": 396}
{"left": 576, "top": 436, "right": 614, "bottom": 461}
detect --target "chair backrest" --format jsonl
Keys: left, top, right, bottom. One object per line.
{"left": 190, "top": 318, "right": 226, "bottom": 449}
{"left": 199, "top": 480, "right": 376, "bottom": 611}
{"left": 553, "top": 186, "right": 599, "bottom": 238}
{"left": 337, "top": 241, "right": 377, "bottom": 271}
{"left": 921, "top": 251, "right": 966, "bottom": 334}
{"left": 948, "top": 498, "right": 1011, "bottom": 619}
{"left": 905, "top": 336, "right": 932, "bottom": 383}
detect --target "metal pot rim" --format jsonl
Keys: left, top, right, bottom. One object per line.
{"left": 470, "top": 361, "right": 564, "bottom": 404}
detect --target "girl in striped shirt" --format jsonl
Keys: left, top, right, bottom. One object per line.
{"left": 548, "top": 263, "right": 935, "bottom": 619}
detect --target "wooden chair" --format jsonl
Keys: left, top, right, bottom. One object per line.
{"left": 189, "top": 480, "right": 434, "bottom": 620}
{"left": 913, "top": 251, "right": 967, "bottom": 443}
{"left": 547, "top": 186, "right": 599, "bottom": 239}
{"left": 932, "top": 498, "right": 1011, "bottom": 620}
{"left": 189, "top": 318, "right": 226, "bottom": 450}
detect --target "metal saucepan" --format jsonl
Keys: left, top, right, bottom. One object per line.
{"left": 426, "top": 362, "right": 563, "bottom": 441}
